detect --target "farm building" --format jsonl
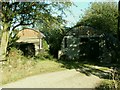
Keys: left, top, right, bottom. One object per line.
{"left": 16, "top": 28, "right": 47, "bottom": 56}
{"left": 58, "top": 26, "right": 105, "bottom": 61}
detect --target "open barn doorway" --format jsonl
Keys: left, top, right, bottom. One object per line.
{"left": 19, "top": 43, "right": 35, "bottom": 57}
{"left": 79, "top": 37, "right": 100, "bottom": 61}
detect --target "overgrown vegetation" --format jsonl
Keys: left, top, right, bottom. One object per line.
{"left": 75, "top": 2, "right": 120, "bottom": 63}
{"left": 37, "top": 20, "right": 69, "bottom": 58}
{"left": 96, "top": 68, "right": 120, "bottom": 89}
{"left": 1, "top": 48, "right": 65, "bottom": 85}
{"left": 76, "top": 2, "right": 120, "bottom": 89}
{"left": 0, "top": 2, "right": 72, "bottom": 60}
{"left": 0, "top": 1, "right": 120, "bottom": 89}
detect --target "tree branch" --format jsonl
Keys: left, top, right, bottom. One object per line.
{"left": 12, "top": 22, "right": 34, "bottom": 31}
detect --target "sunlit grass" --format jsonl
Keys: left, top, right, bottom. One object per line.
{"left": 1, "top": 59, "right": 65, "bottom": 85}
{"left": 84, "top": 64, "right": 110, "bottom": 71}
{"left": 0, "top": 48, "right": 65, "bottom": 85}
{"left": 96, "top": 79, "right": 120, "bottom": 89}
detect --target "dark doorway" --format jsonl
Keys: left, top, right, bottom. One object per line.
{"left": 89, "top": 41, "right": 99, "bottom": 60}
{"left": 79, "top": 37, "right": 100, "bottom": 60}
{"left": 19, "top": 43, "right": 35, "bottom": 57}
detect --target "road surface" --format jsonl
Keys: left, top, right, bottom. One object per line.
{"left": 1, "top": 69, "right": 102, "bottom": 88}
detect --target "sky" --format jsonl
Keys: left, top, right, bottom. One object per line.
{"left": 63, "top": 2, "right": 90, "bottom": 27}
{"left": 64, "top": 0, "right": 119, "bottom": 27}
{"left": 5, "top": 0, "right": 119, "bottom": 31}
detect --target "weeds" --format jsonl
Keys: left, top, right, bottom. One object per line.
{"left": 110, "top": 67, "right": 120, "bottom": 89}
{"left": 96, "top": 67, "right": 120, "bottom": 90}
{"left": 34, "top": 51, "right": 53, "bottom": 60}
{"left": 1, "top": 48, "right": 65, "bottom": 85}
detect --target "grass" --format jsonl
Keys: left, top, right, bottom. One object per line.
{"left": 95, "top": 79, "right": 115, "bottom": 89}
{"left": 1, "top": 48, "right": 119, "bottom": 88}
{"left": 59, "top": 59, "right": 120, "bottom": 89}
{"left": 83, "top": 64, "right": 110, "bottom": 71}
{"left": 1, "top": 59, "right": 65, "bottom": 85}
{"left": 58, "top": 60, "right": 110, "bottom": 72}
{"left": 96, "top": 79, "right": 120, "bottom": 89}
{"left": 0, "top": 48, "right": 65, "bottom": 85}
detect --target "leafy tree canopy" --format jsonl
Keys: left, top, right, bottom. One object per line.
{"left": 0, "top": 1, "right": 72, "bottom": 60}
{"left": 76, "top": 2, "right": 118, "bottom": 35}
{"left": 74, "top": 2, "right": 120, "bottom": 63}
{"left": 1, "top": 1, "right": 72, "bottom": 31}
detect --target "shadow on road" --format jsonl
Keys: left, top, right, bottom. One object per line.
{"left": 58, "top": 60, "right": 120, "bottom": 80}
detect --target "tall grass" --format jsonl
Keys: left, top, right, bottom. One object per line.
{"left": 1, "top": 48, "right": 65, "bottom": 85}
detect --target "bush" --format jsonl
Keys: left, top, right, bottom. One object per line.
{"left": 1, "top": 47, "right": 64, "bottom": 85}
{"left": 7, "top": 47, "right": 23, "bottom": 59}
{"left": 35, "top": 51, "right": 54, "bottom": 60}
{"left": 96, "top": 80, "right": 115, "bottom": 90}
{"left": 96, "top": 68, "right": 120, "bottom": 89}
{"left": 2, "top": 48, "right": 37, "bottom": 84}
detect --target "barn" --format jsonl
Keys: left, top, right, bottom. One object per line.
{"left": 58, "top": 26, "right": 104, "bottom": 61}
{"left": 16, "top": 28, "right": 47, "bottom": 56}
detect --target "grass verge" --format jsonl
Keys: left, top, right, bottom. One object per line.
{"left": 1, "top": 59, "right": 65, "bottom": 85}
{"left": 0, "top": 48, "right": 65, "bottom": 85}
{"left": 95, "top": 79, "right": 120, "bottom": 89}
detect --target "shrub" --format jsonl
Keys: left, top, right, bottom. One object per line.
{"left": 35, "top": 51, "right": 54, "bottom": 60}
{"left": 1, "top": 47, "right": 63, "bottom": 85}
{"left": 96, "top": 67, "right": 120, "bottom": 89}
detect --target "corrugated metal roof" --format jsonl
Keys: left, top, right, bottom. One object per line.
{"left": 16, "top": 28, "right": 45, "bottom": 43}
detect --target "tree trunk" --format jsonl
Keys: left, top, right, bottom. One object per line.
{"left": 0, "top": 23, "right": 9, "bottom": 61}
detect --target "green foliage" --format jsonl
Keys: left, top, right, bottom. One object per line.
{"left": 47, "top": 29, "right": 65, "bottom": 58}
{"left": 96, "top": 67, "right": 120, "bottom": 89}
{"left": 7, "top": 47, "right": 23, "bottom": 58}
{"left": 96, "top": 77, "right": 120, "bottom": 89}
{"left": 42, "top": 39, "right": 49, "bottom": 51}
{"left": 96, "top": 80, "right": 115, "bottom": 89}
{"left": 7, "top": 31, "right": 19, "bottom": 51}
{"left": 98, "top": 34, "right": 120, "bottom": 63}
{"left": 41, "top": 26, "right": 67, "bottom": 58}
{"left": 33, "top": 3, "right": 72, "bottom": 58}
{"left": 74, "top": 2, "right": 120, "bottom": 63}
{"left": 1, "top": 47, "right": 65, "bottom": 85}
{"left": 0, "top": 2, "right": 72, "bottom": 58}
{"left": 1, "top": 2, "right": 72, "bottom": 31}
{"left": 77, "top": 2, "right": 118, "bottom": 35}
{"left": 35, "top": 51, "right": 53, "bottom": 60}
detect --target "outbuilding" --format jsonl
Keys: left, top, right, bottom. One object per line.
{"left": 16, "top": 28, "right": 46, "bottom": 56}
{"left": 58, "top": 26, "right": 104, "bottom": 61}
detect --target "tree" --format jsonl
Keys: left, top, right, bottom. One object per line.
{"left": 0, "top": 1, "right": 72, "bottom": 60}
{"left": 35, "top": 15, "right": 68, "bottom": 58}
{"left": 76, "top": 2, "right": 118, "bottom": 35}
{"left": 75, "top": 2, "right": 120, "bottom": 63}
